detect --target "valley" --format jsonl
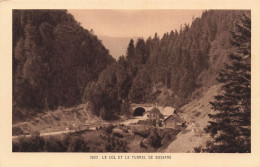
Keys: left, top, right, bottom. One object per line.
{"left": 12, "top": 10, "right": 251, "bottom": 153}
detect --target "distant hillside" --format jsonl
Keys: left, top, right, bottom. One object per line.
{"left": 99, "top": 36, "right": 139, "bottom": 59}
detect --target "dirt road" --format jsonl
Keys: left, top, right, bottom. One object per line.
{"left": 12, "top": 130, "right": 76, "bottom": 139}
{"left": 12, "top": 115, "right": 148, "bottom": 139}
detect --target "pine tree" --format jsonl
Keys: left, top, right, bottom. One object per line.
{"left": 126, "top": 39, "right": 135, "bottom": 61}
{"left": 204, "top": 13, "right": 251, "bottom": 153}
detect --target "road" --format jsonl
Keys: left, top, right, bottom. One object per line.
{"left": 12, "top": 130, "right": 77, "bottom": 139}
{"left": 12, "top": 115, "right": 149, "bottom": 139}
{"left": 121, "top": 115, "right": 148, "bottom": 125}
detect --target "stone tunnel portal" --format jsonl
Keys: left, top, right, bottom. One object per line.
{"left": 133, "top": 107, "right": 146, "bottom": 116}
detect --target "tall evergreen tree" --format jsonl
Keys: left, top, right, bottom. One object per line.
{"left": 126, "top": 39, "right": 135, "bottom": 61}
{"left": 204, "top": 13, "right": 251, "bottom": 153}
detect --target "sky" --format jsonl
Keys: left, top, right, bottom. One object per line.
{"left": 68, "top": 10, "right": 203, "bottom": 38}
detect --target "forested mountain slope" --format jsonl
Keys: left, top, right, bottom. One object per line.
{"left": 83, "top": 10, "right": 248, "bottom": 120}
{"left": 13, "top": 10, "right": 115, "bottom": 122}
{"left": 13, "top": 10, "right": 249, "bottom": 122}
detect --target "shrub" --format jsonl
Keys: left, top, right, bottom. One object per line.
{"left": 12, "top": 127, "right": 24, "bottom": 136}
{"left": 194, "top": 146, "right": 201, "bottom": 153}
{"left": 13, "top": 133, "right": 45, "bottom": 152}
{"left": 113, "top": 129, "right": 124, "bottom": 138}
{"left": 44, "top": 136, "right": 66, "bottom": 152}
{"left": 140, "top": 140, "right": 148, "bottom": 149}
{"left": 133, "top": 129, "right": 150, "bottom": 138}
{"left": 67, "top": 136, "right": 90, "bottom": 152}
{"left": 105, "top": 125, "right": 115, "bottom": 134}
{"left": 105, "top": 133, "right": 128, "bottom": 152}
{"left": 148, "top": 129, "right": 161, "bottom": 148}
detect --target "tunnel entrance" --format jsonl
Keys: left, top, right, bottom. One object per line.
{"left": 134, "top": 107, "right": 145, "bottom": 116}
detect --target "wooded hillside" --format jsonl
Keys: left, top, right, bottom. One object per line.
{"left": 13, "top": 10, "right": 249, "bottom": 122}
{"left": 83, "top": 10, "right": 248, "bottom": 120}
{"left": 13, "top": 10, "right": 115, "bottom": 122}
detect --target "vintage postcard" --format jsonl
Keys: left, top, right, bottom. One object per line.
{"left": 0, "top": 0, "right": 260, "bottom": 167}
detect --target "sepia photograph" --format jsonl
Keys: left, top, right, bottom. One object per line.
{"left": 11, "top": 9, "right": 251, "bottom": 153}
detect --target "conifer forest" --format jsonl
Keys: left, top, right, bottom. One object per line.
{"left": 12, "top": 10, "right": 251, "bottom": 153}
